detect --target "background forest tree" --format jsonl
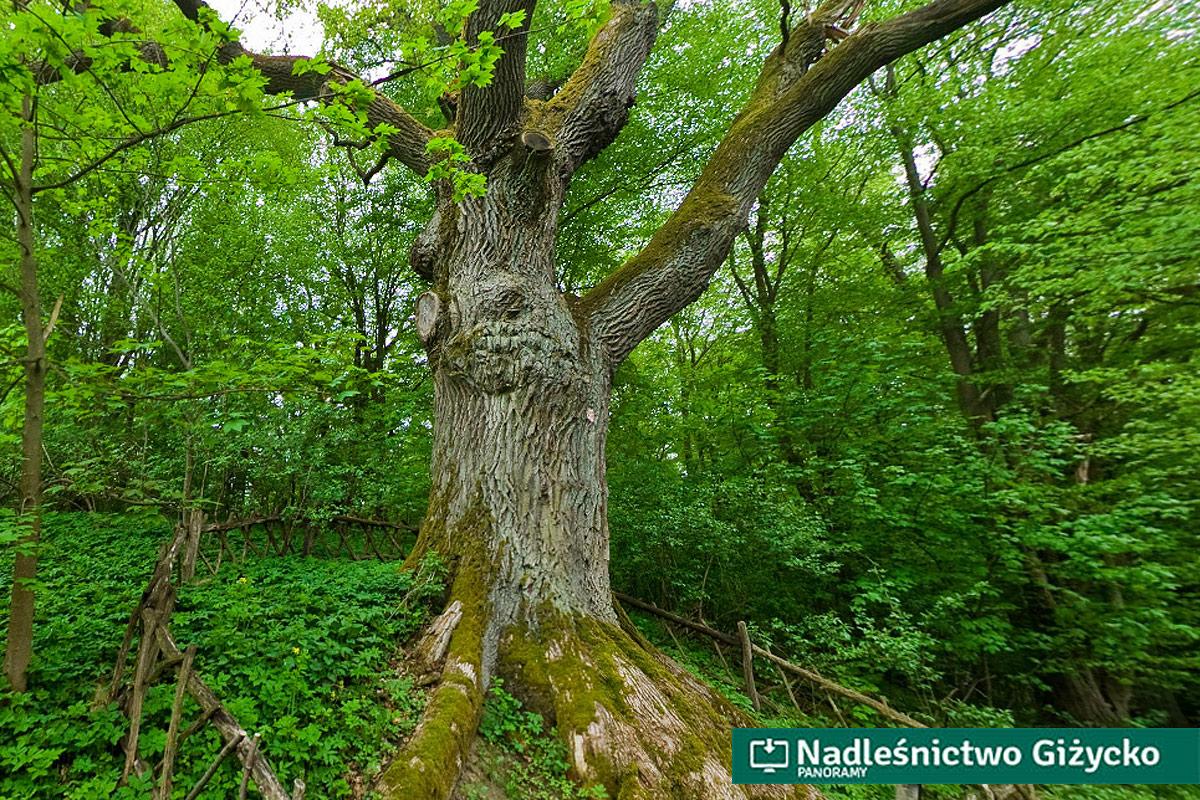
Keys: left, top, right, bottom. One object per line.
{"left": 1, "top": 0, "right": 1197, "bottom": 797}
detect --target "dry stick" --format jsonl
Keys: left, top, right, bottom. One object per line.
{"left": 826, "top": 691, "right": 850, "bottom": 726}
{"left": 617, "top": 592, "right": 739, "bottom": 645}
{"left": 184, "top": 734, "right": 243, "bottom": 800}
{"left": 664, "top": 619, "right": 686, "bottom": 653}
{"left": 291, "top": 778, "right": 306, "bottom": 799}
{"left": 106, "top": 604, "right": 140, "bottom": 704}
{"left": 244, "top": 525, "right": 264, "bottom": 557}
{"left": 773, "top": 654, "right": 802, "bottom": 711}
{"left": 239, "top": 732, "right": 261, "bottom": 799}
{"left": 158, "top": 644, "right": 196, "bottom": 800}
{"left": 203, "top": 515, "right": 283, "bottom": 533}
{"left": 333, "top": 514, "right": 411, "bottom": 530}
{"left": 388, "top": 529, "right": 405, "bottom": 557}
{"left": 178, "top": 522, "right": 191, "bottom": 583}
{"left": 181, "top": 511, "right": 205, "bottom": 583}
{"left": 751, "top": 646, "right": 925, "bottom": 729}
{"left": 109, "top": 527, "right": 188, "bottom": 705}
{"left": 121, "top": 608, "right": 162, "bottom": 782}
{"left": 614, "top": 592, "right": 923, "bottom": 728}
{"left": 145, "top": 652, "right": 185, "bottom": 686}
{"left": 713, "top": 640, "right": 731, "bottom": 674}
{"left": 364, "top": 525, "right": 384, "bottom": 561}
{"left": 178, "top": 706, "right": 217, "bottom": 745}
{"left": 151, "top": 624, "right": 290, "bottom": 799}
{"left": 197, "top": 546, "right": 216, "bottom": 576}
{"left": 617, "top": 600, "right": 1035, "bottom": 800}
{"left": 737, "top": 621, "right": 762, "bottom": 712}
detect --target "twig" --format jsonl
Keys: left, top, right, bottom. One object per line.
{"left": 239, "top": 733, "right": 261, "bottom": 799}
{"left": 737, "top": 621, "right": 761, "bottom": 711}
{"left": 615, "top": 591, "right": 923, "bottom": 727}
{"left": 157, "top": 644, "right": 196, "bottom": 799}
{"left": 183, "top": 734, "right": 243, "bottom": 800}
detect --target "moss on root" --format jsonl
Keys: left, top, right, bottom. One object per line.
{"left": 496, "top": 607, "right": 809, "bottom": 800}
{"left": 377, "top": 561, "right": 489, "bottom": 798}
{"left": 380, "top": 486, "right": 500, "bottom": 800}
{"left": 390, "top": 479, "right": 809, "bottom": 798}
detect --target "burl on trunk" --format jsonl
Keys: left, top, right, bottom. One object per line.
{"left": 373, "top": 0, "right": 1008, "bottom": 793}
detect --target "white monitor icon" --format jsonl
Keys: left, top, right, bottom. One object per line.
{"left": 749, "top": 739, "right": 789, "bottom": 773}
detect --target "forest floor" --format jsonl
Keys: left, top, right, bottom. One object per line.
{"left": 0, "top": 513, "right": 1196, "bottom": 800}
{"left": 0, "top": 512, "right": 593, "bottom": 799}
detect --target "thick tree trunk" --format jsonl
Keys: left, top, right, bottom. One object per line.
{"left": 375, "top": 157, "right": 804, "bottom": 799}
{"left": 329, "top": 0, "right": 1008, "bottom": 791}
{"left": 5, "top": 96, "right": 44, "bottom": 693}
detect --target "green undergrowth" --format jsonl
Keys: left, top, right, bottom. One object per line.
{"left": 457, "top": 679, "right": 607, "bottom": 800}
{"left": 624, "top": 611, "right": 1200, "bottom": 800}
{"left": 0, "top": 511, "right": 441, "bottom": 799}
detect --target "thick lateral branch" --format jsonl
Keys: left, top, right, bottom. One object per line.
{"left": 32, "top": 5, "right": 433, "bottom": 174}
{"left": 532, "top": 0, "right": 659, "bottom": 173}
{"left": 458, "top": 0, "right": 537, "bottom": 155}
{"left": 579, "top": 0, "right": 1009, "bottom": 365}
{"left": 167, "top": 0, "right": 433, "bottom": 174}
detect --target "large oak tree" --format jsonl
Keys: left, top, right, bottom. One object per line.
{"left": 22, "top": 0, "right": 1013, "bottom": 794}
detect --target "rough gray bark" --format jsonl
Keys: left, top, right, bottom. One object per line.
{"left": 392, "top": 0, "right": 1007, "bottom": 795}
{"left": 417, "top": 151, "right": 617, "bottom": 649}
{"left": 580, "top": 0, "right": 1011, "bottom": 365}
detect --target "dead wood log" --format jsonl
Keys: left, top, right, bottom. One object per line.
{"left": 615, "top": 591, "right": 1035, "bottom": 800}
{"left": 239, "top": 732, "right": 261, "bottom": 799}
{"left": 157, "top": 644, "right": 196, "bottom": 799}
{"left": 615, "top": 591, "right": 922, "bottom": 727}
{"left": 184, "top": 734, "right": 242, "bottom": 800}
{"left": 151, "top": 625, "right": 290, "bottom": 800}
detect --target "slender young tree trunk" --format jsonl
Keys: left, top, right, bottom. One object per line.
{"left": 5, "top": 96, "right": 44, "bottom": 693}
{"left": 893, "top": 127, "right": 991, "bottom": 423}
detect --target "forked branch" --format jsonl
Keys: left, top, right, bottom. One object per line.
{"left": 166, "top": 0, "right": 435, "bottom": 174}
{"left": 579, "top": 0, "right": 1010, "bottom": 366}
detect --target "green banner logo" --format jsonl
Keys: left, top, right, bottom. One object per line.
{"left": 732, "top": 728, "right": 1200, "bottom": 784}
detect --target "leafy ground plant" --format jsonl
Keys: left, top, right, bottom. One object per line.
{"left": 457, "top": 678, "right": 607, "bottom": 800}
{"left": 0, "top": 512, "right": 437, "bottom": 798}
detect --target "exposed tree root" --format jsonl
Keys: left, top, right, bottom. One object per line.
{"left": 498, "top": 606, "right": 811, "bottom": 800}
{"left": 375, "top": 568, "right": 488, "bottom": 798}
{"left": 375, "top": 577, "right": 814, "bottom": 800}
